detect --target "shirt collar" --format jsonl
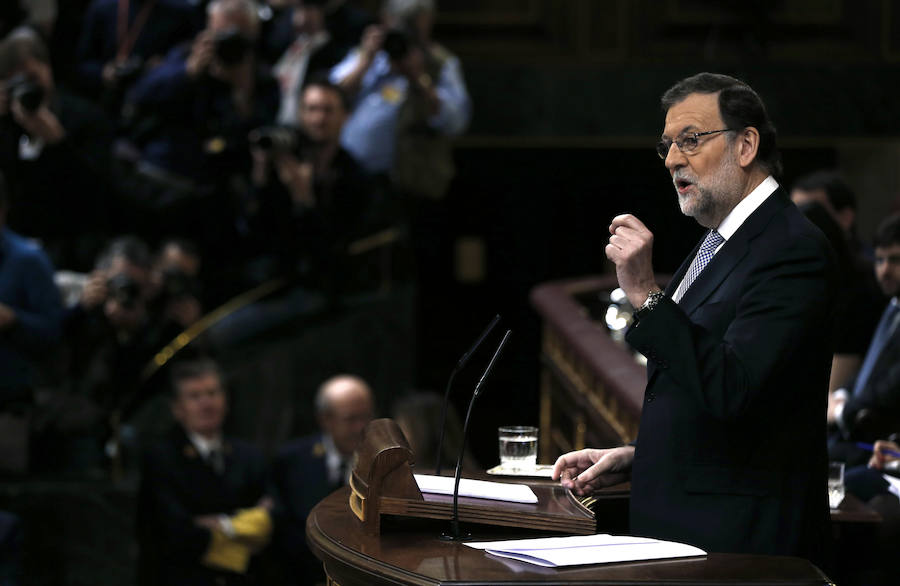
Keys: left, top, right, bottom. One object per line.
{"left": 187, "top": 431, "right": 222, "bottom": 459}
{"left": 716, "top": 175, "right": 779, "bottom": 241}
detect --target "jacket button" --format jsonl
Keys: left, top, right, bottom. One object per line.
{"left": 646, "top": 393, "right": 655, "bottom": 403}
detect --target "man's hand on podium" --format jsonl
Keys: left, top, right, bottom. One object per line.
{"left": 552, "top": 446, "right": 635, "bottom": 496}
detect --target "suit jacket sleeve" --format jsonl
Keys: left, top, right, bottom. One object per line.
{"left": 627, "top": 231, "right": 834, "bottom": 421}
{"left": 840, "top": 348, "right": 900, "bottom": 438}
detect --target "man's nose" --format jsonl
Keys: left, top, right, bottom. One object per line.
{"left": 664, "top": 143, "right": 687, "bottom": 171}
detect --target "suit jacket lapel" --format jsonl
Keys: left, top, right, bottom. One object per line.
{"left": 676, "top": 188, "right": 789, "bottom": 315}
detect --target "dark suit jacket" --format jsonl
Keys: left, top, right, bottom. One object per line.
{"left": 268, "top": 434, "right": 341, "bottom": 584}
{"left": 838, "top": 304, "right": 900, "bottom": 441}
{"left": 137, "top": 426, "right": 267, "bottom": 586}
{"left": 625, "top": 187, "right": 837, "bottom": 566}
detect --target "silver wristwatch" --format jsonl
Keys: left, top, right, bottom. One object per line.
{"left": 634, "top": 290, "right": 665, "bottom": 320}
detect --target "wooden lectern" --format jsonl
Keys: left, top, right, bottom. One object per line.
{"left": 348, "top": 418, "right": 595, "bottom": 536}
{"left": 307, "top": 419, "right": 833, "bottom": 585}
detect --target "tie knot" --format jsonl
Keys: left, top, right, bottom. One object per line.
{"left": 701, "top": 230, "right": 725, "bottom": 252}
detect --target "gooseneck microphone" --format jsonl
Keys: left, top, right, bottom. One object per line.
{"left": 443, "top": 329, "right": 512, "bottom": 541}
{"left": 434, "top": 314, "right": 501, "bottom": 475}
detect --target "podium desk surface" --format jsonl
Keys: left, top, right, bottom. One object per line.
{"left": 307, "top": 488, "right": 832, "bottom": 586}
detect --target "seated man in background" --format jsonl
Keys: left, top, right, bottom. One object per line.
{"left": 137, "top": 359, "right": 271, "bottom": 586}
{"left": 797, "top": 201, "right": 884, "bottom": 392}
{"left": 829, "top": 213, "right": 900, "bottom": 466}
{"left": 791, "top": 169, "right": 871, "bottom": 262}
{"left": 268, "top": 374, "right": 374, "bottom": 585}
{"left": 0, "top": 26, "right": 113, "bottom": 271}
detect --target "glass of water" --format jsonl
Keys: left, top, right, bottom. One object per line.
{"left": 498, "top": 426, "right": 538, "bottom": 470}
{"left": 828, "top": 461, "right": 845, "bottom": 509}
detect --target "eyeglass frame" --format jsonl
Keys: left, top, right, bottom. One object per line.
{"left": 656, "top": 128, "right": 736, "bottom": 160}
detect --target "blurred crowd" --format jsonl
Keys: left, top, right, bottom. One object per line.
{"left": 0, "top": 0, "right": 471, "bottom": 472}
{"left": 0, "top": 2, "right": 470, "bottom": 582}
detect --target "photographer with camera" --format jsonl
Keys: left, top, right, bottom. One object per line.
{"left": 330, "top": 0, "right": 470, "bottom": 185}
{"left": 243, "top": 77, "right": 375, "bottom": 294}
{"left": 120, "top": 0, "right": 279, "bottom": 255}
{"left": 148, "top": 237, "right": 204, "bottom": 339}
{"left": 0, "top": 27, "right": 113, "bottom": 271}
{"left": 54, "top": 236, "right": 166, "bottom": 473}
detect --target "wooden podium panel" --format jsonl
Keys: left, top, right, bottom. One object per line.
{"left": 307, "top": 488, "right": 832, "bottom": 586}
{"left": 530, "top": 275, "right": 650, "bottom": 459}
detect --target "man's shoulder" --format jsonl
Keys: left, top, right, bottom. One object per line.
{"left": 2, "top": 231, "right": 53, "bottom": 267}
{"left": 277, "top": 434, "right": 326, "bottom": 462}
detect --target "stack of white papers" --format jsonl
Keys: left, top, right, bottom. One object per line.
{"left": 464, "top": 534, "right": 707, "bottom": 568}
{"left": 883, "top": 474, "right": 900, "bottom": 499}
{"left": 413, "top": 474, "right": 538, "bottom": 504}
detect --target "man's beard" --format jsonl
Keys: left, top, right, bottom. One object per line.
{"left": 675, "top": 149, "right": 743, "bottom": 227}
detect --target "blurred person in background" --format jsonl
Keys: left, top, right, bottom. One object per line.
{"left": 828, "top": 213, "right": 900, "bottom": 466}
{"left": 330, "top": 0, "right": 469, "bottom": 193}
{"left": 245, "top": 77, "right": 375, "bottom": 293}
{"left": 120, "top": 0, "right": 279, "bottom": 261}
{"left": 0, "top": 26, "right": 113, "bottom": 271}
{"left": 47, "top": 236, "right": 164, "bottom": 473}
{"left": 792, "top": 169, "right": 872, "bottom": 262}
{"left": 138, "top": 359, "right": 271, "bottom": 586}
{"left": 0, "top": 170, "right": 61, "bottom": 475}
{"left": 268, "top": 374, "right": 373, "bottom": 585}
{"left": 149, "top": 237, "right": 204, "bottom": 338}
{"left": 797, "top": 201, "right": 885, "bottom": 393}
{"left": 1, "top": 0, "right": 55, "bottom": 39}
{"left": 272, "top": 0, "right": 354, "bottom": 126}
{"left": 75, "top": 0, "right": 201, "bottom": 116}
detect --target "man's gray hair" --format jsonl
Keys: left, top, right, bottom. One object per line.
{"left": 384, "top": 0, "right": 435, "bottom": 20}
{"left": 207, "top": 0, "right": 259, "bottom": 25}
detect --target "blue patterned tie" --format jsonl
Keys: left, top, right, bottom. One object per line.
{"left": 853, "top": 302, "right": 900, "bottom": 397}
{"left": 673, "top": 229, "right": 725, "bottom": 303}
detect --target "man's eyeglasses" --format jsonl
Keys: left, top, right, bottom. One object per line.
{"left": 656, "top": 129, "right": 734, "bottom": 159}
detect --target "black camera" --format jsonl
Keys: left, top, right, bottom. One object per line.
{"left": 383, "top": 29, "right": 411, "bottom": 62}
{"left": 214, "top": 29, "right": 253, "bottom": 66}
{"left": 113, "top": 56, "right": 145, "bottom": 85}
{"left": 248, "top": 126, "right": 312, "bottom": 157}
{"left": 6, "top": 73, "right": 45, "bottom": 114}
{"left": 107, "top": 273, "right": 142, "bottom": 310}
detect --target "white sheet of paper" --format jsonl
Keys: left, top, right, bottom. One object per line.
{"left": 882, "top": 473, "right": 900, "bottom": 499}
{"left": 413, "top": 474, "right": 538, "bottom": 504}
{"left": 464, "top": 534, "right": 706, "bottom": 568}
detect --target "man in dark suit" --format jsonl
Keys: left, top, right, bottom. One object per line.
{"left": 269, "top": 374, "right": 374, "bottom": 585}
{"left": 553, "top": 73, "right": 837, "bottom": 566}
{"left": 828, "top": 213, "right": 900, "bottom": 464}
{"left": 137, "top": 359, "right": 271, "bottom": 586}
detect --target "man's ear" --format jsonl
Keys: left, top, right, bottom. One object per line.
{"left": 736, "top": 127, "right": 760, "bottom": 169}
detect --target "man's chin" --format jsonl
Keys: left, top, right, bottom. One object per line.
{"left": 880, "top": 283, "right": 899, "bottom": 298}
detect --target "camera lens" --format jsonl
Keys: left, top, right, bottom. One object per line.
{"left": 7, "top": 74, "right": 45, "bottom": 113}
{"left": 214, "top": 29, "right": 252, "bottom": 66}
